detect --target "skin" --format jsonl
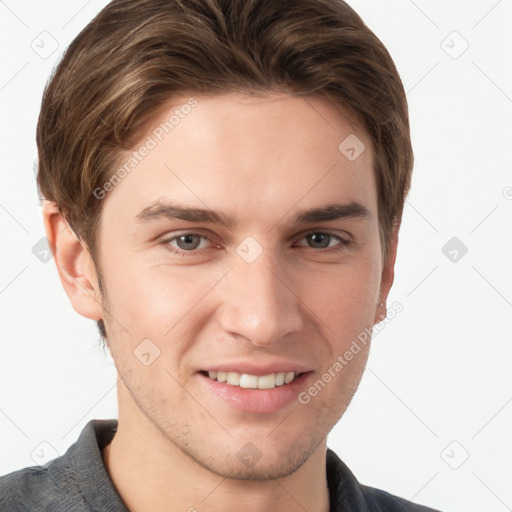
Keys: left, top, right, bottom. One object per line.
{"left": 43, "top": 92, "right": 398, "bottom": 512}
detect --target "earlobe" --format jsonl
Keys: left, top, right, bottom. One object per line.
{"left": 373, "top": 218, "right": 401, "bottom": 325}
{"left": 42, "top": 200, "right": 103, "bottom": 321}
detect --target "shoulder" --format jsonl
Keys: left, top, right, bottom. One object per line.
{"left": 0, "top": 419, "right": 120, "bottom": 512}
{"left": 360, "top": 484, "right": 442, "bottom": 512}
{"left": 0, "top": 462, "right": 73, "bottom": 511}
{"left": 326, "top": 448, "right": 442, "bottom": 512}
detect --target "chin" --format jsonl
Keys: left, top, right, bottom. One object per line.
{"left": 203, "top": 448, "right": 314, "bottom": 481}
{"left": 177, "top": 426, "right": 323, "bottom": 482}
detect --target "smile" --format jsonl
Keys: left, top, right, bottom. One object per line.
{"left": 202, "top": 370, "right": 302, "bottom": 389}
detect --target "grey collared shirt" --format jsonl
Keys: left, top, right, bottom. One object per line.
{"left": 0, "top": 419, "right": 441, "bottom": 511}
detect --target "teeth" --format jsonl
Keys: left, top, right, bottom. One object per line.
{"left": 257, "top": 374, "right": 275, "bottom": 389}
{"left": 240, "top": 374, "right": 259, "bottom": 388}
{"left": 226, "top": 372, "right": 240, "bottom": 386}
{"left": 207, "top": 370, "right": 299, "bottom": 389}
{"left": 275, "top": 372, "right": 285, "bottom": 386}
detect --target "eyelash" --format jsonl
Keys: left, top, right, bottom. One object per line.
{"left": 160, "top": 231, "right": 352, "bottom": 257}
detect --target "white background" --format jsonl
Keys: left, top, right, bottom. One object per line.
{"left": 1, "top": 1, "right": 511, "bottom": 511}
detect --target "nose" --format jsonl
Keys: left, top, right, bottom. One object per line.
{"left": 217, "top": 251, "right": 304, "bottom": 347}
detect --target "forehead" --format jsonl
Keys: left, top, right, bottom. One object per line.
{"left": 100, "top": 92, "right": 377, "bottom": 228}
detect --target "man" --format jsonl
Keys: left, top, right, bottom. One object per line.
{"left": 0, "top": 0, "right": 441, "bottom": 510}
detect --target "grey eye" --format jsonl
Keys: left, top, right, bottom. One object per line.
{"left": 171, "top": 234, "right": 204, "bottom": 251}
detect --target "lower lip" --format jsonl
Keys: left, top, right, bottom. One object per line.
{"left": 197, "top": 372, "right": 312, "bottom": 413}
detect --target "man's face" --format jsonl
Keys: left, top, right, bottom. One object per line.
{"left": 94, "top": 92, "right": 389, "bottom": 479}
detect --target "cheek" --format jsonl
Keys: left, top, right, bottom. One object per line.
{"left": 100, "top": 256, "right": 225, "bottom": 345}
{"left": 305, "top": 256, "right": 382, "bottom": 332}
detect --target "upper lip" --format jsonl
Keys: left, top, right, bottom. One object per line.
{"left": 200, "top": 362, "right": 312, "bottom": 376}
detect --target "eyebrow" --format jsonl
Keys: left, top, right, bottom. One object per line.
{"left": 135, "top": 200, "right": 371, "bottom": 227}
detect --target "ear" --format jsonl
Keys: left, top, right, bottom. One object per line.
{"left": 42, "top": 200, "right": 103, "bottom": 321}
{"left": 374, "top": 218, "right": 400, "bottom": 324}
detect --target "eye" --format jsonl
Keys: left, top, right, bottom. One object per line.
{"left": 296, "top": 232, "right": 350, "bottom": 251}
{"left": 164, "top": 232, "right": 212, "bottom": 253}
{"left": 160, "top": 230, "right": 351, "bottom": 257}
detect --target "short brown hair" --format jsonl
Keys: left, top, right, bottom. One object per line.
{"left": 36, "top": 0, "right": 413, "bottom": 342}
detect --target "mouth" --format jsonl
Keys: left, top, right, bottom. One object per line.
{"left": 199, "top": 370, "right": 304, "bottom": 389}
{"left": 197, "top": 369, "right": 312, "bottom": 413}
